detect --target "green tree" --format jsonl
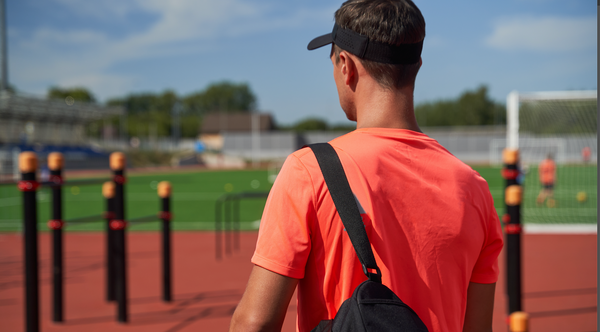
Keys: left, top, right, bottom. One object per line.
{"left": 2, "top": 83, "right": 17, "bottom": 93}
{"left": 106, "top": 81, "right": 258, "bottom": 139}
{"left": 107, "top": 90, "right": 177, "bottom": 115}
{"left": 293, "top": 117, "right": 329, "bottom": 132}
{"left": 107, "top": 90, "right": 192, "bottom": 137}
{"left": 181, "top": 114, "right": 201, "bottom": 138}
{"left": 331, "top": 123, "right": 356, "bottom": 132}
{"left": 415, "top": 85, "right": 505, "bottom": 127}
{"left": 183, "top": 81, "right": 257, "bottom": 114}
{"left": 48, "top": 86, "right": 96, "bottom": 103}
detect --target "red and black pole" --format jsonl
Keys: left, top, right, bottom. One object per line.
{"left": 48, "top": 152, "right": 65, "bottom": 322}
{"left": 19, "top": 152, "right": 40, "bottom": 332}
{"left": 110, "top": 152, "right": 128, "bottom": 322}
{"left": 502, "top": 148, "right": 523, "bottom": 314}
{"left": 102, "top": 181, "right": 116, "bottom": 302}
{"left": 158, "top": 181, "right": 172, "bottom": 302}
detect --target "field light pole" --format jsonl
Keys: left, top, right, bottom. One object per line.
{"left": 0, "top": 0, "right": 8, "bottom": 91}
{"left": 172, "top": 101, "right": 182, "bottom": 148}
{"left": 251, "top": 113, "right": 260, "bottom": 168}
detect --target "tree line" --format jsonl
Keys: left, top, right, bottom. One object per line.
{"left": 414, "top": 85, "right": 505, "bottom": 127}
{"left": 286, "top": 85, "right": 506, "bottom": 131}
{"left": 49, "top": 81, "right": 257, "bottom": 139}
{"left": 47, "top": 83, "right": 506, "bottom": 139}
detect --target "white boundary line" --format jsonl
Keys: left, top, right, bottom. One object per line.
{"left": 524, "top": 224, "right": 597, "bottom": 234}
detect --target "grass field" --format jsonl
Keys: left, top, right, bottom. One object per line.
{"left": 0, "top": 164, "right": 596, "bottom": 232}
{"left": 0, "top": 169, "right": 271, "bottom": 232}
{"left": 518, "top": 164, "right": 597, "bottom": 224}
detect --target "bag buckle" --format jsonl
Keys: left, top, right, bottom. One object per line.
{"left": 362, "top": 264, "right": 382, "bottom": 283}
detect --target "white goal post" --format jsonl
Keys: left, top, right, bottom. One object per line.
{"left": 506, "top": 90, "right": 597, "bottom": 150}
{"left": 504, "top": 90, "right": 597, "bottom": 225}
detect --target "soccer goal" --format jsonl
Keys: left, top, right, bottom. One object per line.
{"left": 506, "top": 90, "right": 597, "bottom": 224}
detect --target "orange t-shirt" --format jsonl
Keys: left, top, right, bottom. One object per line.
{"left": 538, "top": 159, "right": 556, "bottom": 185}
{"left": 252, "top": 129, "right": 503, "bottom": 332}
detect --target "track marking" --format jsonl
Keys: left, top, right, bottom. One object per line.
{"left": 524, "top": 224, "right": 597, "bottom": 234}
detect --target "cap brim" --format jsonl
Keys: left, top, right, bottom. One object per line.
{"left": 307, "top": 33, "right": 333, "bottom": 51}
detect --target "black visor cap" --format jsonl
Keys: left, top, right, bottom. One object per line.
{"left": 307, "top": 33, "right": 334, "bottom": 51}
{"left": 307, "top": 24, "right": 423, "bottom": 65}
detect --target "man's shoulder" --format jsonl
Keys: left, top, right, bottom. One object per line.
{"left": 288, "top": 145, "right": 320, "bottom": 167}
{"left": 328, "top": 128, "right": 465, "bottom": 168}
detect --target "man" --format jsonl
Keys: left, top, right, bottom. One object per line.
{"left": 536, "top": 153, "right": 556, "bottom": 207}
{"left": 581, "top": 146, "right": 591, "bottom": 163}
{"left": 230, "top": 1, "right": 503, "bottom": 331}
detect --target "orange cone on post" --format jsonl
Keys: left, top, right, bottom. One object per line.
{"left": 509, "top": 311, "right": 529, "bottom": 332}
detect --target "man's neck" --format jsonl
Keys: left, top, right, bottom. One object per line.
{"left": 354, "top": 84, "right": 421, "bottom": 132}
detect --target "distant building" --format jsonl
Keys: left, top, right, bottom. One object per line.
{"left": 199, "top": 112, "right": 274, "bottom": 151}
{"left": 0, "top": 91, "right": 123, "bottom": 146}
{"left": 0, "top": 92, "right": 125, "bottom": 176}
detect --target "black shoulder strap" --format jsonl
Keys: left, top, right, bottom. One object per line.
{"left": 308, "top": 143, "right": 382, "bottom": 283}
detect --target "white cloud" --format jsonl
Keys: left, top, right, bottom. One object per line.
{"left": 129, "top": 0, "right": 263, "bottom": 44}
{"left": 485, "top": 16, "right": 596, "bottom": 52}
{"left": 54, "top": 0, "right": 138, "bottom": 19}
{"left": 23, "top": 28, "right": 109, "bottom": 48}
{"left": 11, "top": 0, "right": 332, "bottom": 100}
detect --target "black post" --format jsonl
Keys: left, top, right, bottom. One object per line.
{"left": 233, "top": 197, "right": 240, "bottom": 252}
{"left": 102, "top": 181, "right": 116, "bottom": 302}
{"left": 158, "top": 181, "right": 172, "bottom": 302}
{"left": 215, "top": 198, "right": 222, "bottom": 260}
{"left": 110, "top": 152, "right": 128, "bottom": 323}
{"left": 501, "top": 149, "right": 523, "bottom": 314}
{"left": 224, "top": 197, "right": 232, "bottom": 256}
{"left": 505, "top": 196, "right": 522, "bottom": 313}
{"left": 48, "top": 152, "right": 64, "bottom": 322}
{"left": 19, "top": 152, "right": 39, "bottom": 332}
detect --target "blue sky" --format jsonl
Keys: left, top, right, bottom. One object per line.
{"left": 7, "top": 0, "right": 597, "bottom": 126}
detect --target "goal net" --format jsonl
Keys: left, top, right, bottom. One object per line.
{"left": 506, "top": 90, "right": 597, "bottom": 224}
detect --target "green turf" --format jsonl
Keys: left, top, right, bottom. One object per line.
{"left": 520, "top": 164, "right": 597, "bottom": 224}
{"left": 1, "top": 164, "right": 596, "bottom": 232}
{"left": 472, "top": 164, "right": 597, "bottom": 224}
{"left": 0, "top": 169, "right": 271, "bottom": 232}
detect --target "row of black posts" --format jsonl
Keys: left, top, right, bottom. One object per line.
{"left": 17, "top": 151, "right": 173, "bottom": 332}
{"left": 214, "top": 192, "right": 268, "bottom": 260}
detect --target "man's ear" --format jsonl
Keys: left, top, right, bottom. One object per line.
{"left": 339, "top": 51, "right": 357, "bottom": 87}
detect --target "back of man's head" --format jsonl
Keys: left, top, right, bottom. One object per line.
{"left": 333, "top": 0, "right": 425, "bottom": 90}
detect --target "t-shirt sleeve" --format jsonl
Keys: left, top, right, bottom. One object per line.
{"left": 251, "top": 153, "right": 316, "bottom": 279}
{"left": 470, "top": 186, "right": 504, "bottom": 284}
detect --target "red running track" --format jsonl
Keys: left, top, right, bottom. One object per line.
{"left": 0, "top": 231, "right": 596, "bottom": 332}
